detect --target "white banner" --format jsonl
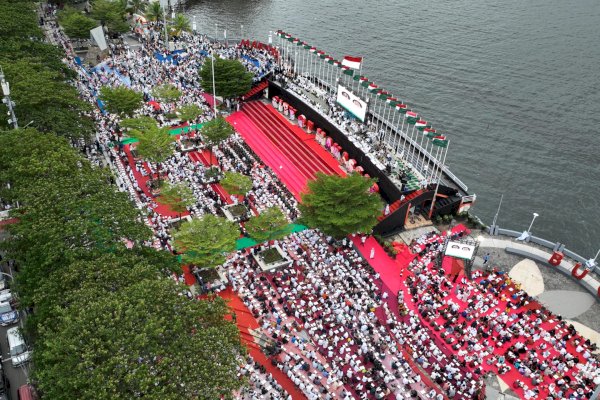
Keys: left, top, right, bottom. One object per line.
{"left": 445, "top": 241, "right": 476, "bottom": 260}
{"left": 90, "top": 26, "right": 107, "bottom": 51}
{"left": 336, "top": 85, "right": 367, "bottom": 122}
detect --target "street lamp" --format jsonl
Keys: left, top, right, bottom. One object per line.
{"left": 192, "top": 15, "right": 197, "bottom": 33}
{"left": 526, "top": 212, "right": 539, "bottom": 234}
{"left": 211, "top": 23, "right": 218, "bottom": 117}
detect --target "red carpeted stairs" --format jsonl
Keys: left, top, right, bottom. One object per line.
{"left": 377, "top": 189, "right": 425, "bottom": 221}
{"left": 241, "top": 101, "right": 343, "bottom": 180}
{"left": 243, "top": 80, "right": 268, "bottom": 99}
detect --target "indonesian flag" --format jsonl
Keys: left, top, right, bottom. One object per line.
{"left": 424, "top": 127, "right": 437, "bottom": 138}
{"left": 415, "top": 119, "right": 427, "bottom": 129}
{"left": 303, "top": 42, "right": 310, "bottom": 49}
{"left": 368, "top": 83, "right": 378, "bottom": 92}
{"left": 333, "top": 60, "right": 341, "bottom": 68}
{"left": 406, "top": 111, "right": 418, "bottom": 119}
{"left": 386, "top": 97, "right": 397, "bottom": 104}
{"left": 285, "top": 34, "right": 292, "bottom": 40}
{"left": 310, "top": 47, "right": 317, "bottom": 53}
{"left": 318, "top": 51, "right": 326, "bottom": 59}
{"left": 292, "top": 39, "right": 299, "bottom": 45}
{"left": 325, "top": 56, "right": 333, "bottom": 63}
{"left": 342, "top": 56, "right": 363, "bottom": 70}
{"left": 341, "top": 66, "right": 354, "bottom": 76}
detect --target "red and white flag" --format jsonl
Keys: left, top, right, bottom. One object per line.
{"left": 342, "top": 56, "right": 363, "bottom": 70}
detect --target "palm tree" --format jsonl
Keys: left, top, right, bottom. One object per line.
{"left": 129, "top": 0, "right": 144, "bottom": 14}
{"left": 171, "top": 13, "right": 191, "bottom": 36}
{"left": 145, "top": 1, "right": 163, "bottom": 23}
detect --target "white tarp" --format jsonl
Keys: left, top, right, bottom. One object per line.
{"left": 90, "top": 26, "right": 107, "bottom": 51}
{"left": 336, "top": 85, "right": 367, "bottom": 122}
{"left": 445, "top": 241, "right": 476, "bottom": 260}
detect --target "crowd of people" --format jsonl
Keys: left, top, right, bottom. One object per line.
{"left": 38, "top": 4, "right": 600, "bottom": 399}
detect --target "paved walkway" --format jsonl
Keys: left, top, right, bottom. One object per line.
{"left": 478, "top": 236, "right": 600, "bottom": 296}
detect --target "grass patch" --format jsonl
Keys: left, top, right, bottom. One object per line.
{"left": 260, "top": 248, "right": 285, "bottom": 264}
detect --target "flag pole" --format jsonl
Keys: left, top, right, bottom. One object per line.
{"left": 428, "top": 140, "right": 450, "bottom": 219}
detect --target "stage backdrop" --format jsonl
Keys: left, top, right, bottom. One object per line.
{"left": 336, "top": 84, "right": 367, "bottom": 122}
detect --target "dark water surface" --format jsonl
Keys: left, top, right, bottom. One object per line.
{"left": 182, "top": 0, "right": 600, "bottom": 257}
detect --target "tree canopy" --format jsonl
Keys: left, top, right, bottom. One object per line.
{"left": 157, "top": 182, "right": 196, "bottom": 216}
{"left": 152, "top": 83, "right": 182, "bottom": 103}
{"left": 173, "top": 215, "right": 239, "bottom": 268}
{"left": 144, "top": 1, "right": 163, "bottom": 22}
{"left": 126, "top": 119, "right": 175, "bottom": 182}
{"left": 170, "top": 13, "right": 191, "bottom": 36}
{"left": 220, "top": 171, "right": 253, "bottom": 197}
{"left": 246, "top": 207, "right": 291, "bottom": 243}
{"left": 91, "top": 0, "right": 129, "bottom": 33}
{"left": 177, "top": 104, "right": 203, "bottom": 122}
{"left": 299, "top": 173, "right": 382, "bottom": 238}
{"left": 200, "top": 57, "right": 253, "bottom": 99}
{"left": 33, "top": 279, "right": 244, "bottom": 400}
{"left": 200, "top": 116, "right": 234, "bottom": 148}
{"left": 99, "top": 86, "right": 144, "bottom": 116}
{"left": 58, "top": 7, "right": 98, "bottom": 39}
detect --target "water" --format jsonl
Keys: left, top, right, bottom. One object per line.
{"left": 181, "top": 0, "right": 600, "bottom": 257}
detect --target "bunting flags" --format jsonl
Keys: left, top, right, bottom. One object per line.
{"left": 424, "top": 127, "right": 437, "bottom": 138}
{"left": 415, "top": 119, "right": 428, "bottom": 130}
{"left": 396, "top": 103, "right": 408, "bottom": 113}
{"left": 341, "top": 66, "right": 354, "bottom": 76}
{"left": 433, "top": 136, "right": 448, "bottom": 147}
{"left": 342, "top": 56, "right": 363, "bottom": 70}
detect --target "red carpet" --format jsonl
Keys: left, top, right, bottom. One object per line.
{"left": 351, "top": 235, "right": 404, "bottom": 295}
{"left": 181, "top": 265, "right": 196, "bottom": 286}
{"left": 202, "top": 93, "right": 217, "bottom": 108}
{"left": 228, "top": 101, "right": 344, "bottom": 198}
{"left": 218, "top": 288, "right": 307, "bottom": 400}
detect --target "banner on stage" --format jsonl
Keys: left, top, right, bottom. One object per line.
{"left": 336, "top": 85, "right": 367, "bottom": 122}
{"left": 445, "top": 241, "right": 476, "bottom": 260}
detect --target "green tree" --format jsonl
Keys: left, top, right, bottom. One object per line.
{"left": 299, "top": 173, "right": 382, "bottom": 238}
{"left": 128, "top": 0, "right": 144, "bottom": 14}
{"left": 170, "top": 13, "right": 190, "bottom": 36}
{"left": 200, "top": 57, "right": 253, "bottom": 99}
{"left": 177, "top": 104, "right": 203, "bottom": 122}
{"left": 125, "top": 119, "right": 175, "bottom": 184}
{"left": 200, "top": 116, "right": 234, "bottom": 165}
{"left": 220, "top": 171, "right": 252, "bottom": 197}
{"left": 173, "top": 215, "right": 239, "bottom": 268}
{"left": 0, "top": 1, "right": 42, "bottom": 40}
{"left": 58, "top": 8, "right": 98, "bottom": 39}
{"left": 33, "top": 279, "right": 244, "bottom": 400}
{"left": 0, "top": 60, "right": 94, "bottom": 139}
{"left": 99, "top": 86, "right": 144, "bottom": 116}
{"left": 144, "top": 1, "right": 163, "bottom": 22}
{"left": 152, "top": 83, "right": 182, "bottom": 103}
{"left": 246, "top": 207, "right": 291, "bottom": 243}
{"left": 27, "top": 250, "right": 173, "bottom": 336}
{"left": 91, "top": 0, "right": 129, "bottom": 33}
{"left": 157, "top": 182, "right": 195, "bottom": 219}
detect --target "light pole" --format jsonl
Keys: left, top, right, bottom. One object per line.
{"left": 241, "top": 24, "right": 244, "bottom": 40}
{"left": 0, "top": 66, "right": 18, "bottom": 129}
{"left": 526, "top": 212, "right": 539, "bottom": 235}
{"left": 211, "top": 23, "right": 218, "bottom": 117}
{"left": 192, "top": 15, "right": 197, "bottom": 34}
